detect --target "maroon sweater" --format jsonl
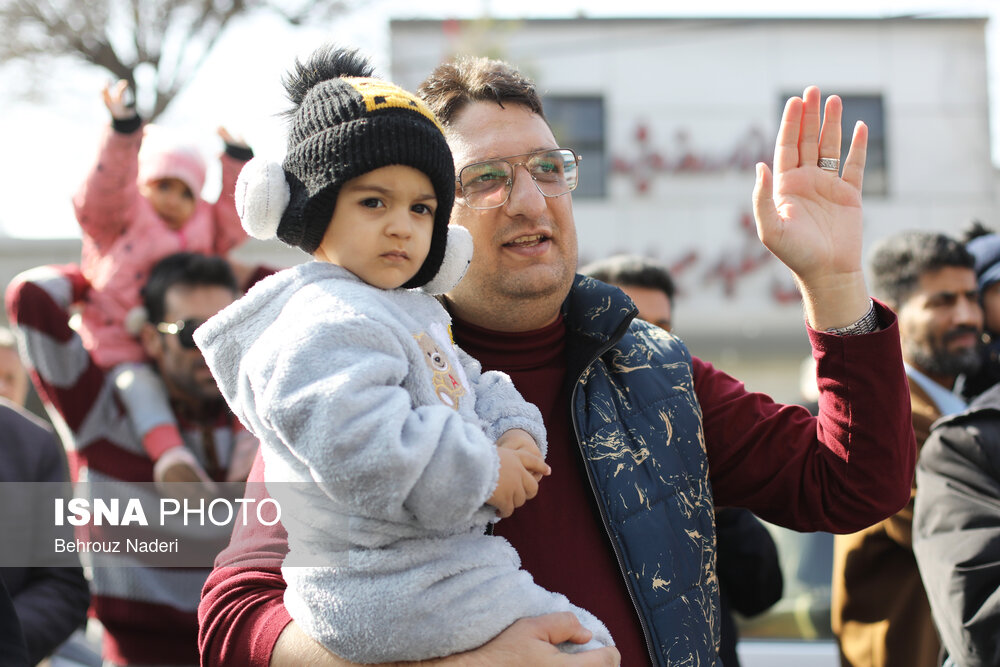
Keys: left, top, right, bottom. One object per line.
{"left": 198, "top": 306, "right": 913, "bottom": 666}
{"left": 464, "top": 317, "right": 649, "bottom": 664}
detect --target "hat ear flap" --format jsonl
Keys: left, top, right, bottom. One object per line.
{"left": 123, "top": 306, "right": 148, "bottom": 337}
{"left": 235, "top": 158, "right": 291, "bottom": 240}
{"left": 421, "top": 225, "right": 474, "bottom": 295}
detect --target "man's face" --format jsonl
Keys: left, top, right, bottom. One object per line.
{"left": 145, "top": 284, "right": 235, "bottom": 404}
{"left": 446, "top": 102, "right": 578, "bottom": 328}
{"left": 0, "top": 347, "right": 28, "bottom": 407}
{"left": 617, "top": 284, "right": 673, "bottom": 332}
{"left": 897, "top": 266, "right": 983, "bottom": 385}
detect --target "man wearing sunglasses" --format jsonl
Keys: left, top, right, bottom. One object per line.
{"left": 6, "top": 252, "right": 260, "bottom": 666}
{"left": 200, "top": 56, "right": 915, "bottom": 667}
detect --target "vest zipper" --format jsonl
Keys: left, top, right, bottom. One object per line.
{"left": 569, "top": 312, "right": 660, "bottom": 667}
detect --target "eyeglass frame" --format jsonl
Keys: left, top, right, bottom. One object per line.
{"left": 455, "top": 148, "right": 582, "bottom": 210}
{"left": 156, "top": 319, "right": 204, "bottom": 350}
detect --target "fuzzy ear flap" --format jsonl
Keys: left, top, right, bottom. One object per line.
{"left": 123, "top": 306, "right": 148, "bottom": 337}
{"left": 235, "top": 158, "right": 292, "bottom": 240}
{"left": 421, "top": 225, "right": 474, "bottom": 296}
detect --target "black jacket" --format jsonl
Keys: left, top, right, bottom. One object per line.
{"left": 715, "top": 508, "right": 783, "bottom": 666}
{"left": 913, "top": 382, "right": 1000, "bottom": 667}
{"left": 0, "top": 400, "right": 90, "bottom": 664}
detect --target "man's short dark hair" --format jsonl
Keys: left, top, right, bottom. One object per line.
{"left": 580, "top": 255, "right": 675, "bottom": 304}
{"left": 868, "top": 231, "right": 974, "bottom": 309}
{"left": 142, "top": 253, "right": 237, "bottom": 324}
{"left": 417, "top": 56, "right": 546, "bottom": 128}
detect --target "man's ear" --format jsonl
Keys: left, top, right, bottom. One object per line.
{"left": 140, "top": 323, "right": 163, "bottom": 360}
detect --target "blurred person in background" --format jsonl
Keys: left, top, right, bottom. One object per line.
{"left": 957, "top": 221, "right": 1000, "bottom": 400}
{"left": 832, "top": 231, "right": 982, "bottom": 667}
{"left": 0, "top": 330, "right": 91, "bottom": 664}
{"left": 6, "top": 253, "right": 263, "bottom": 667}
{"left": 71, "top": 80, "right": 256, "bottom": 498}
{"left": 0, "top": 577, "right": 29, "bottom": 667}
{"left": 580, "top": 255, "right": 676, "bottom": 331}
{"left": 0, "top": 326, "right": 29, "bottom": 407}
{"left": 912, "top": 223, "right": 1000, "bottom": 667}
{"left": 0, "top": 396, "right": 91, "bottom": 665}
{"left": 581, "top": 254, "right": 783, "bottom": 667}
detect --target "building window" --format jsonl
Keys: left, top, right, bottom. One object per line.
{"left": 779, "top": 92, "right": 887, "bottom": 196}
{"left": 840, "top": 95, "right": 887, "bottom": 196}
{"left": 543, "top": 95, "right": 606, "bottom": 198}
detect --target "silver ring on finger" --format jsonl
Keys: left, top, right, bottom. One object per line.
{"left": 818, "top": 157, "right": 840, "bottom": 172}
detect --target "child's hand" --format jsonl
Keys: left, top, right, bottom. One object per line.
{"left": 153, "top": 446, "right": 219, "bottom": 502}
{"left": 217, "top": 126, "right": 250, "bottom": 149}
{"left": 495, "top": 428, "right": 549, "bottom": 481}
{"left": 103, "top": 80, "right": 134, "bottom": 120}
{"left": 487, "top": 447, "right": 549, "bottom": 518}
{"left": 225, "top": 431, "right": 259, "bottom": 483}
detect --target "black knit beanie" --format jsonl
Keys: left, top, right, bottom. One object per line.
{"left": 276, "top": 47, "right": 455, "bottom": 289}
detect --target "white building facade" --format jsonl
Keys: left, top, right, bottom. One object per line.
{"left": 391, "top": 16, "right": 995, "bottom": 398}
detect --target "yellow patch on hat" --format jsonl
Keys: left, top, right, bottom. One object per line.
{"left": 347, "top": 78, "right": 443, "bottom": 133}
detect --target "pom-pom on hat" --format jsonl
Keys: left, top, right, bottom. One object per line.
{"left": 238, "top": 45, "right": 456, "bottom": 290}
{"left": 137, "top": 124, "right": 207, "bottom": 196}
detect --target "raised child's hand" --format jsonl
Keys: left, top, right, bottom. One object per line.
{"left": 487, "top": 446, "right": 549, "bottom": 518}
{"left": 103, "top": 79, "right": 134, "bottom": 120}
{"left": 217, "top": 126, "right": 250, "bottom": 149}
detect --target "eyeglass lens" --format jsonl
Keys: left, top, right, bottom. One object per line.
{"left": 160, "top": 319, "right": 202, "bottom": 349}
{"left": 459, "top": 149, "right": 578, "bottom": 209}
{"left": 176, "top": 322, "right": 199, "bottom": 349}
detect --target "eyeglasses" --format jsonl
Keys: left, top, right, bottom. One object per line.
{"left": 156, "top": 319, "right": 204, "bottom": 350}
{"left": 456, "top": 148, "right": 581, "bottom": 210}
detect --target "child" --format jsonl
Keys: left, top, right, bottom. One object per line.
{"left": 73, "top": 80, "right": 256, "bottom": 483}
{"left": 194, "top": 45, "right": 613, "bottom": 662}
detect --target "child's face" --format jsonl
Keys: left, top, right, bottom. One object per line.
{"left": 315, "top": 165, "right": 437, "bottom": 289}
{"left": 140, "top": 178, "right": 196, "bottom": 230}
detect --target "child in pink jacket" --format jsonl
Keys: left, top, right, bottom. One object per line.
{"left": 72, "top": 79, "right": 255, "bottom": 484}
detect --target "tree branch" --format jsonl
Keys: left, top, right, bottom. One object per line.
{"left": 0, "top": 0, "right": 368, "bottom": 120}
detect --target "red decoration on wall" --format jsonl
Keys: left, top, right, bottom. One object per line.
{"left": 442, "top": 19, "right": 461, "bottom": 38}
{"left": 612, "top": 120, "right": 772, "bottom": 194}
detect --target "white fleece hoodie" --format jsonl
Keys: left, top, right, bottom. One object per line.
{"left": 195, "top": 260, "right": 611, "bottom": 662}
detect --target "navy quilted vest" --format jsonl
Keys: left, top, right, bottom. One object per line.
{"left": 564, "top": 275, "right": 720, "bottom": 666}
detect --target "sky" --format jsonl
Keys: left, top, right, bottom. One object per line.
{"left": 1, "top": 0, "right": 997, "bottom": 238}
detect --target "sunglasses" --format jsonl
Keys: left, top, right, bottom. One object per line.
{"left": 156, "top": 319, "right": 204, "bottom": 350}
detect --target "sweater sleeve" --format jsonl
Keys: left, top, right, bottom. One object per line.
{"left": 199, "top": 453, "right": 291, "bottom": 667}
{"left": 4, "top": 265, "right": 102, "bottom": 450}
{"left": 913, "top": 415, "right": 1000, "bottom": 667}
{"left": 702, "top": 301, "right": 915, "bottom": 533}
{"left": 211, "top": 148, "right": 252, "bottom": 255}
{"left": 72, "top": 123, "right": 143, "bottom": 248}
{"left": 454, "top": 346, "right": 548, "bottom": 456}
{"left": 250, "top": 314, "right": 499, "bottom": 531}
